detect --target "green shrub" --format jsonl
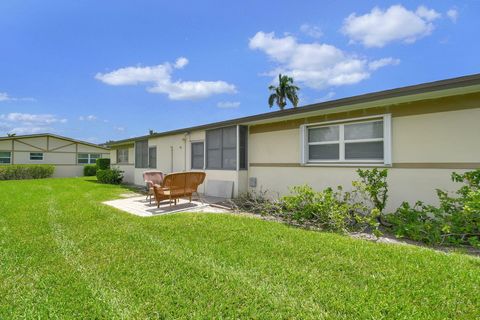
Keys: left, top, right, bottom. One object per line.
{"left": 387, "top": 169, "right": 480, "bottom": 247}
{"left": 354, "top": 168, "right": 389, "bottom": 225}
{"left": 0, "top": 164, "right": 55, "bottom": 180}
{"left": 83, "top": 164, "right": 97, "bottom": 176}
{"left": 96, "top": 167, "right": 123, "bottom": 184}
{"left": 95, "top": 158, "right": 110, "bottom": 170}
{"left": 281, "top": 185, "right": 380, "bottom": 234}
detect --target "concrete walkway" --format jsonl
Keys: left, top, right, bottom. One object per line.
{"left": 103, "top": 193, "right": 230, "bottom": 217}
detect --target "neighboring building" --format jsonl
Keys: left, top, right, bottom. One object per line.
{"left": 0, "top": 134, "right": 110, "bottom": 177}
{"left": 107, "top": 74, "right": 480, "bottom": 210}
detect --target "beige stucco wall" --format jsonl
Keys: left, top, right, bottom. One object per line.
{"left": 392, "top": 108, "right": 480, "bottom": 162}
{"left": 248, "top": 166, "right": 468, "bottom": 211}
{"left": 0, "top": 135, "right": 109, "bottom": 178}
{"left": 112, "top": 129, "right": 246, "bottom": 197}
{"left": 247, "top": 108, "right": 480, "bottom": 210}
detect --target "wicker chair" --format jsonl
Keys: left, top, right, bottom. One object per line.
{"left": 143, "top": 171, "right": 165, "bottom": 204}
{"left": 152, "top": 172, "right": 206, "bottom": 208}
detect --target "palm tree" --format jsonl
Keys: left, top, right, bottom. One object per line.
{"left": 268, "top": 74, "right": 300, "bottom": 110}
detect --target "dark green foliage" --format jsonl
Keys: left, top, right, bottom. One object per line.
{"left": 0, "top": 164, "right": 55, "bottom": 180}
{"left": 387, "top": 169, "right": 480, "bottom": 247}
{"left": 281, "top": 185, "right": 381, "bottom": 234}
{"left": 355, "top": 168, "right": 389, "bottom": 213}
{"left": 83, "top": 164, "right": 97, "bottom": 176}
{"left": 96, "top": 167, "right": 123, "bottom": 184}
{"left": 268, "top": 74, "right": 300, "bottom": 110}
{"left": 95, "top": 158, "right": 110, "bottom": 170}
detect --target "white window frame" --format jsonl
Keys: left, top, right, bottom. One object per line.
{"left": 117, "top": 148, "right": 129, "bottom": 164}
{"left": 301, "top": 114, "right": 392, "bottom": 166}
{"left": 0, "top": 151, "right": 11, "bottom": 164}
{"left": 78, "top": 153, "right": 101, "bottom": 164}
{"left": 29, "top": 152, "right": 44, "bottom": 161}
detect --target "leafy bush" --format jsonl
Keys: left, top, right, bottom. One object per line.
{"left": 96, "top": 167, "right": 123, "bottom": 184}
{"left": 354, "top": 168, "right": 389, "bottom": 226}
{"left": 95, "top": 158, "right": 110, "bottom": 170}
{"left": 281, "top": 185, "right": 380, "bottom": 234}
{"left": 387, "top": 169, "right": 480, "bottom": 247}
{"left": 83, "top": 164, "right": 97, "bottom": 176}
{"left": 0, "top": 164, "right": 55, "bottom": 180}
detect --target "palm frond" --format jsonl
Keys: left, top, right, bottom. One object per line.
{"left": 268, "top": 94, "right": 277, "bottom": 108}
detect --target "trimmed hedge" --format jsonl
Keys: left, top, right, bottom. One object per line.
{"left": 96, "top": 158, "right": 110, "bottom": 170}
{"left": 96, "top": 167, "right": 123, "bottom": 184}
{"left": 0, "top": 164, "right": 55, "bottom": 180}
{"left": 83, "top": 164, "right": 97, "bottom": 176}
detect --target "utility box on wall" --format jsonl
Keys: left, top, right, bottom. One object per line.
{"left": 249, "top": 177, "right": 257, "bottom": 188}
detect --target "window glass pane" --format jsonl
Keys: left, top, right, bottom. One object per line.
{"left": 191, "top": 142, "right": 204, "bottom": 169}
{"left": 78, "top": 158, "right": 89, "bottom": 164}
{"left": 207, "top": 149, "right": 221, "bottom": 169}
{"left": 30, "top": 153, "right": 43, "bottom": 160}
{"left": 308, "top": 126, "right": 339, "bottom": 142}
{"left": 345, "top": 141, "right": 383, "bottom": 160}
{"left": 117, "top": 149, "right": 128, "bottom": 163}
{"left": 309, "top": 144, "right": 339, "bottom": 160}
{"left": 192, "top": 156, "right": 204, "bottom": 169}
{"left": 192, "top": 142, "right": 204, "bottom": 156}
{"left": 206, "top": 129, "right": 221, "bottom": 148}
{"left": 0, "top": 152, "right": 11, "bottom": 164}
{"left": 90, "top": 154, "right": 100, "bottom": 159}
{"left": 149, "top": 147, "right": 157, "bottom": 168}
{"left": 78, "top": 153, "right": 88, "bottom": 159}
{"left": 222, "top": 148, "right": 236, "bottom": 169}
{"left": 345, "top": 121, "right": 383, "bottom": 140}
{"left": 222, "top": 127, "right": 236, "bottom": 148}
{"left": 135, "top": 140, "right": 148, "bottom": 168}
{"left": 239, "top": 126, "right": 248, "bottom": 169}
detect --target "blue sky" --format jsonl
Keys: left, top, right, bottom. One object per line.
{"left": 0, "top": 0, "right": 478, "bottom": 143}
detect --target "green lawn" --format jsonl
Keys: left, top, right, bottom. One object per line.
{"left": 0, "top": 177, "right": 479, "bottom": 319}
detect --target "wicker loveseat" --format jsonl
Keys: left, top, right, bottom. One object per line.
{"left": 152, "top": 172, "right": 206, "bottom": 208}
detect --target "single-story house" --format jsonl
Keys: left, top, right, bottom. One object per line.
{"left": 0, "top": 133, "right": 110, "bottom": 177}
{"left": 107, "top": 73, "right": 480, "bottom": 211}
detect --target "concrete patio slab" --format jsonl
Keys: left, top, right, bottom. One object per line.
{"left": 103, "top": 194, "right": 230, "bottom": 217}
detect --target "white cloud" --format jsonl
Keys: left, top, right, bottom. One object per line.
{"left": 0, "top": 113, "right": 67, "bottom": 124}
{"left": 0, "top": 92, "right": 35, "bottom": 102}
{"left": 0, "top": 113, "right": 67, "bottom": 135}
{"left": 447, "top": 9, "right": 458, "bottom": 23}
{"left": 217, "top": 101, "right": 240, "bottom": 109}
{"left": 249, "top": 31, "right": 398, "bottom": 90}
{"left": 368, "top": 57, "right": 400, "bottom": 71}
{"left": 79, "top": 115, "right": 97, "bottom": 121}
{"left": 114, "top": 126, "right": 125, "bottom": 132}
{"left": 342, "top": 5, "right": 441, "bottom": 47}
{"left": 174, "top": 57, "right": 189, "bottom": 69}
{"left": 318, "top": 91, "right": 336, "bottom": 102}
{"left": 95, "top": 58, "right": 236, "bottom": 100}
{"left": 300, "top": 24, "right": 323, "bottom": 38}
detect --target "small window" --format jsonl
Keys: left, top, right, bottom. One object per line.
{"left": 30, "top": 152, "right": 44, "bottom": 161}
{"left": 239, "top": 126, "right": 248, "bottom": 170}
{"left": 302, "top": 116, "right": 391, "bottom": 164}
{"left": 117, "top": 148, "right": 129, "bottom": 164}
{"left": 148, "top": 146, "right": 157, "bottom": 169}
{"left": 0, "top": 151, "right": 11, "bottom": 164}
{"left": 206, "top": 126, "right": 237, "bottom": 170}
{"left": 78, "top": 153, "right": 101, "bottom": 164}
{"left": 135, "top": 140, "right": 148, "bottom": 168}
{"left": 191, "top": 142, "right": 204, "bottom": 169}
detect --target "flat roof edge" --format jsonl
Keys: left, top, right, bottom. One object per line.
{"left": 106, "top": 73, "right": 480, "bottom": 146}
